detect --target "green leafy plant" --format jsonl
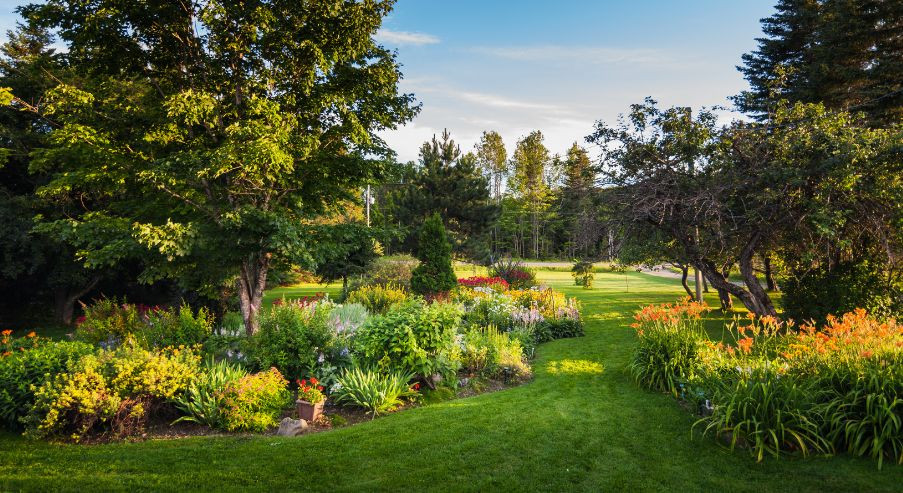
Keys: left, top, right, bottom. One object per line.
{"left": 219, "top": 368, "right": 292, "bottom": 432}
{"left": 460, "top": 325, "right": 531, "bottom": 381}
{"left": 172, "top": 358, "right": 247, "bottom": 429}
{"left": 142, "top": 304, "right": 214, "bottom": 348}
{"left": 0, "top": 337, "right": 93, "bottom": 430}
{"left": 332, "top": 366, "right": 417, "bottom": 418}
{"left": 76, "top": 299, "right": 213, "bottom": 349}
{"left": 354, "top": 300, "right": 461, "bottom": 384}
{"left": 251, "top": 301, "right": 345, "bottom": 384}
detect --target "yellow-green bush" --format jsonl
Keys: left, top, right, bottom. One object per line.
{"left": 24, "top": 340, "right": 199, "bottom": 441}
{"left": 219, "top": 368, "right": 291, "bottom": 432}
{"left": 346, "top": 284, "right": 408, "bottom": 315}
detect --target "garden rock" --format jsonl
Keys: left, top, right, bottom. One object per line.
{"left": 277, "top": 417, "right": 308, "bottom": 436}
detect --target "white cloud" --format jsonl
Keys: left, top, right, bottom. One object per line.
{"left": 374, "top": 29, "right": 440, "bottom": 46}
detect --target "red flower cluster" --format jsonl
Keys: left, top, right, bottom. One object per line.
{"left": 457, "top": 276, "right": 509, "bottom": 290}
{"left": 296, "top": 377, "right": 326, "bottom": 404}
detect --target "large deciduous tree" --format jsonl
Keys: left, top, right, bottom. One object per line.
{"left": 510, "top": 131, "right": 552, "bottom": 259}
{"left": 12, "top": 0, "right": 419, "bottom": 333}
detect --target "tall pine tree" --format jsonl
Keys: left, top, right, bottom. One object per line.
{"left": 737, "top": 0, "right": 903, "bottom": 124}
{"left": 392, "top": 130, "right": 498, "bottom": 260}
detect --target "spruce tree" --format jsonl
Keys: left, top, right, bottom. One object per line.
{"left": 736, "top": 0, "right": 903, "bottom": 124}
{"left": 410, "top": 213, "right": 457, "bottom": 295}
{"left": 392, "top": 130, "right": 498, "bottom": 260}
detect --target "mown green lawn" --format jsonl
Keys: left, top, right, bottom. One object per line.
{"left": 1, "top": 271, "right": 899, "bottom": 491}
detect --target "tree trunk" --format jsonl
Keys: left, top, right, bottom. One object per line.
{"left": 678, "top": 264, "right": 695, "bottom": 300}
{"left": 714, "top": 264, "right": 733, "bottom": 311}
{"left": 237, "top": 253, "right": 270, "bottom": 335}
{"left": 763, "top": 255, "right": 779, "bottom": 292}
{"left": 702, "top": 274, "right": 709, "bottom": 293}
{"left": 739, "top": 234, "right": 777, "bottom": 317}
{"left": 54, "top": 275, "right": 102, "bottom": 325}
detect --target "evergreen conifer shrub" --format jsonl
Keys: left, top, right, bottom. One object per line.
{"left": 410, "top": 214, "right": 457, "bottom": 295}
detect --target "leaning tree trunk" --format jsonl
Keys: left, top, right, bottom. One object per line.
{"left": 713, "top": 264, "right": 733, "bottom": 311}
{"left": 739, "top": 234, "right": 777, "bottom": 317}
{"left": 54, "top": 275, "right": 102, "bottom": 325}
{"left": 237, "top": 253, "right": 270, "bottom": 335}
{"left": 678, "top": 264, "right": 696, "bottom": 300}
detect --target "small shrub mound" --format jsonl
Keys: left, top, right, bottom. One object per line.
{"left": 355, "top": 300, "right": 462, "bottom": 384}
{"left": 345, "top": 284, "right": 408, "bottom": 315}
{"left": 76, "top": 299, "right": 213, "bottom": 349}
{"left": 630, "top": 301, "right": 903, "bottom": 468}
{"left": 251, "top": 300, "right": 347, "bottom": 387}
{"left": 219, "top": 367, "right": 291, "bottom": 432}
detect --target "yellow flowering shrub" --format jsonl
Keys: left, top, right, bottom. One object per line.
{"left": 24, "top": 339, "right": 199, "bottom": 441}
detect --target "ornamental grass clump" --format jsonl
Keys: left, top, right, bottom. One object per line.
{"left": 172, "top": 358, "right": 247, "bottom": 429}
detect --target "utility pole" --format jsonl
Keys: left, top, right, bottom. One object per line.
{"left": 365, "top": 185, "right": 371, "bottom": 227}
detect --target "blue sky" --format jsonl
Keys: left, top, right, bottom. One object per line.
{"left": 0, "top": 0, "right": 777, "bottom": 161}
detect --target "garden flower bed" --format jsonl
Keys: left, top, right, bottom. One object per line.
{"left": 0, "top": 281, "right": 583, "bottom": 443}
{"left": 629, "top": 298, "right": 903, "bottom": 468}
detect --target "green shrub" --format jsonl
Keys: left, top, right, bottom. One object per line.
{"left": 366, "top": 255, "right": 419, "bottom": 288}
{"left": 251, "top": 301, "right": 347, "bottom": 384}
{"left": 76, "top": 299, "right": 213, "bottom": 348}
{"left": 24, "top": 340, "right": 200, "bottom": 441}
{"left": 219, "top": 367, "right": 291, "bottom": 431}
{"left": 143, "top": 304, "right": 214, "bottom": 348}
{"left": 410, "top": 213, "right": 457, "bottom": 295}
{"left": 781, "top": 260, "right": 901, "bottom": 323}
{"left": 75, "top": 298, "right": 145, "bottom": 346}
{"left": 345, "top": 284, "right": 408, "bottom": 315}
{"left": 354, "top": 300, "right": 461, "bottom": 382}
{"left": 172, "top": 358, "right": 247, "bottom": 429}
{"left": 571, "top": 260, "right": 594, "bottom": 288}
{"left": 332, "top": 366, "right": 417, "bottom": 417}
{"left": 0, "top": 337, "right": 93, "bottom": 430}
{"left": 542, "top": 318, "right": 585, "bottom": 340}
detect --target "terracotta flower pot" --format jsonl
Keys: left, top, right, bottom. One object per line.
{"left": 296, "top": 399, "right": 324, "bottom": 422}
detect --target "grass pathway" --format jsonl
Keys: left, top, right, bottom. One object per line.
{"left": 0, "top": 271, "right": 899, "bottom": 491}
